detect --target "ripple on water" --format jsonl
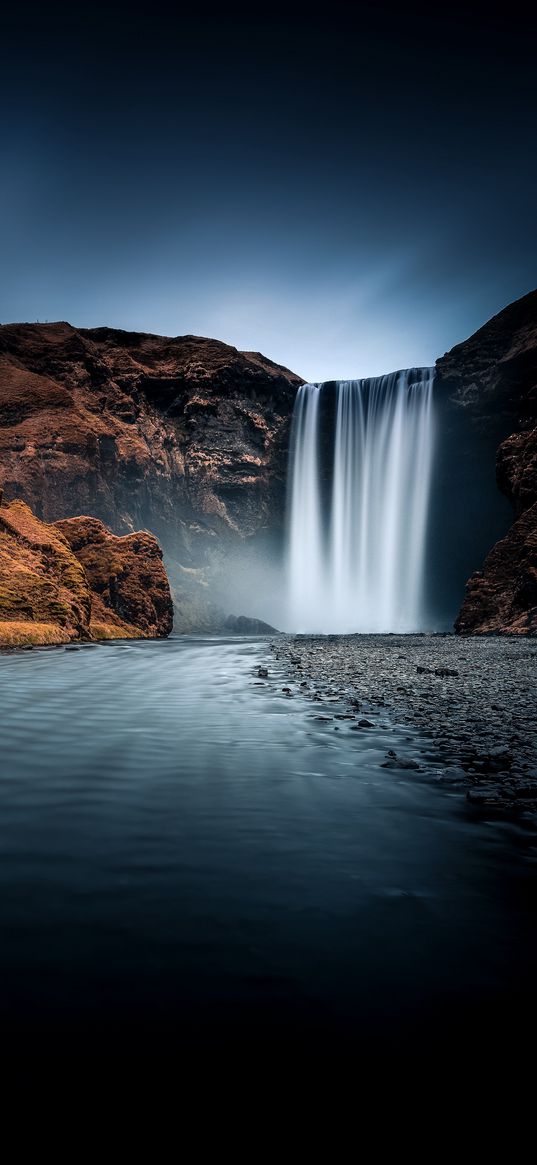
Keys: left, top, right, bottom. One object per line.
{"left": 0, "top": 634, "right": 536, "bottom": 1061}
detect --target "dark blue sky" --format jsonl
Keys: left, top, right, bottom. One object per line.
{"left": 1, "top": 1, "right": 536, "bottom": 380}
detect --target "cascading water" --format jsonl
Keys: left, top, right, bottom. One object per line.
{"left": 286, "top": 368, "right": 435, "bottom": 633}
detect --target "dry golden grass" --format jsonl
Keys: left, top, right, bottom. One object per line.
{"left": 0, "top": 620, "right": 72, "bottom": 647}
{"left": 0, "top": 498, "right": 172, "bottom": 646}
{"left": 0, "top": 501, "right": 90, "bottom": 642}
{"left": 89, "top": 620, "right": 142, "bottom": 640}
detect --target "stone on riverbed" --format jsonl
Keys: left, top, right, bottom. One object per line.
{"left": 382, "top": 751, "right": 422, "bottom": 771}
{"left": 273, "top": 633, "right": 537, "bottom": 812}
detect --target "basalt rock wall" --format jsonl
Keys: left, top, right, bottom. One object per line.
{"left": 435, "top": 288, "right": 537, "bottom": 634}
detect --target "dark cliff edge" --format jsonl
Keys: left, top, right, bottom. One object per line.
{"left": 2, "top": 301, "right": 536, "bottom": 637}
{"left": 0, "top": 323, "right": 303, "bottom": 630}
{"left": 0, "top": 494, "right": 173, "bottom": 646}
{"left": 435, "top": 288, "right": 537, "bottom": 634}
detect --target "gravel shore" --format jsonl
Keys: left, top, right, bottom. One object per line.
{"left": 271, "top": 634, "right": 537, "bottom": 814}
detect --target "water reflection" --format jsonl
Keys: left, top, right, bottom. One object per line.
{"left": 0, "top": 635, "right": 535, "bottom": 1064}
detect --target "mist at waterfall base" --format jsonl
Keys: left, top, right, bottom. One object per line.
{"left": 211, "top": 367, "right": 513, "bottom": 636}
{"left": 287, "top": 371, "right": 435, "bottom": 634}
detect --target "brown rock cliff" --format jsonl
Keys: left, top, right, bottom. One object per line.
{"left": 0, "top": 323, "right": 302, "bottom": 628}
{"left": 55, "top": 515, "right": 173, "bottom": 640}
{"left": 0, "top": 495, "right": 173, "bottom": 646}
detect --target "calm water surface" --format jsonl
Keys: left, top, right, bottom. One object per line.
{"left": 1, "top": 635, "right": 536, "bottom": 1067}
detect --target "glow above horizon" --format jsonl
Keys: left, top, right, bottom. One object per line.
{"left": 1, "top": 4, "right": 535, "bottom": 381}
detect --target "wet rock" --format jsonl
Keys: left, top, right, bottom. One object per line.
{"left": 382, "top": 752, "right": 421, "bottom": 771}
{"left": 416, "top": 665, "right": 459, "bottom": 677}
{"left": 465, "top": 749, "right": 513, "bottom": 774}
{"left": 467, "top": 788, "right": 501, "bottom": 805}
{"left": 257, "top": 667, "right": 269, "bottom": 678}
{"left": 270, "top": 632, "right": 537, "bottom": 813}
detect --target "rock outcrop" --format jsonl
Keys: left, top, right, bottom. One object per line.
{"left": 55, "top": 516, "right": 174, "bottom": 641}
{"left": 0, "top": 323, "right": 302, "bottom": 628}
{"left": 436, "top": 288, "right": 537, "bottom": 434}
{"left": 455, "top": 500, "right": 537, "bottom": 635}
{"left": 0, "top": 495, "right": 173, "bottom": 646}
{"left": 436, "top": 288, "right": 537, "bottom": 635}
{"left": 224, "top": 614, "right": 279, "bottom": 634}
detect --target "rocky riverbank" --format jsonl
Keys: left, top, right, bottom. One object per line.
{"left": 271, "top": 634, "right": 537, "bottom": 814}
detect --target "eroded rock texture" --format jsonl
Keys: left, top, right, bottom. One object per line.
{"left": 436, "top": 289, "right": 537, "bottom": 634}
{"left": 0, "top": 323, "right": 302, "bottom": 628}
{"left": 55, "top": 516, "right": 174, "bottom": 641}
{"left": 0, "top": 495, "right": 173, "bottom": 646}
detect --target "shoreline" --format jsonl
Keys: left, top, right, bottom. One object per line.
{"left": 271, "top": 633, "right": 537, "bottom": 816}
{"left": 0, "top": 633, "right": 172, "bottom": 654}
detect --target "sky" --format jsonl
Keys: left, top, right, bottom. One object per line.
{"left": 1, "top": 1, "right": 536, "bottom": 381}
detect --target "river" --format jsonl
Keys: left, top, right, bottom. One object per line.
{"left": 1, "top": 635, "right": 536, "bottom": 1068}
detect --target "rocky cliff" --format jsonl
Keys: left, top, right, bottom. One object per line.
{"left": 0, "top": 495, "right": 173, "bottom": 646}
{"left": 3, "top": 299, "right": 537, "bottom": 637}
{"left": 0, "top": 323, "right": 302, "bottom": 628}
{"left": 435, "top": 288, "right": 537, "bottom": 634}
{"left": 55, "top": 515, "right": 174, "bottom": 641}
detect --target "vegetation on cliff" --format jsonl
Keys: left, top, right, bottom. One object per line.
{"left": 0, "top": 494, "right": 173, "bottom": 647}
{"left": 2, "top": 297, "right": 537, "bottom": 635}
{"left": 0, "top": 322, "right": 302, "bottom": 628}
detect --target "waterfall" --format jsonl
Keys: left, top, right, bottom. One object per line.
{"left": 286, "top": 368, "right": 435, "bottom": 633}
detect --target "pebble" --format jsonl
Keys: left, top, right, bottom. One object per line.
{"left": 271, "top": 633, "right": 537, "bottom": 814}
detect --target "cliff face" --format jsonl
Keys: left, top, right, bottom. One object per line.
{"left": 0, "top": 323, "right": 302, "bottom": 628}
{"left": 435, "top": 289, "right": 537, "bottom": 634}
{"left": 4, "top": 300, "right": 536, "bottom": 638}
{"left": 436, "top": 289, "right": 537, "bottom": 432}
{"left": 0, "top": 497, "right": 173, "bottom": 646}
{"left": 55, "top": 516, "right": 174, "bottom": 640}
{"left": 454, "top": 500, "right": 537, "bottom": 635}
{"left": 454, "top": 422, "right": 537, "bottom": 634}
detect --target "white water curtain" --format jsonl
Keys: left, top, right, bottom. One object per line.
{"left": 287, "top": 370, "right": 435, "bottom": 633}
